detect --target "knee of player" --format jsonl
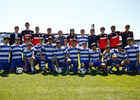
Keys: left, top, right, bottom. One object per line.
{"left": 67, "top": 59, "right": 71, "bottom": 64}
{"left": 81, "top": 63, "right": 85, "bottom": 68}
{"left": 89, "top": 62, "right": 93, "bottom": 67}
{"left": 101, "top": 63, "right": 106, "bottom": 68}
{"left": 115, "top": 64, "right": 120, "bottom": 68}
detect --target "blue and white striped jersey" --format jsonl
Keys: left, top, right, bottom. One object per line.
{"left": 67, "top": 47, "right": 79, "bottom": 61}
{"left": 22, "top": 43, "right": 34, "bottom": 51}
{"left": 11, "top": 44, "right": 23, "bottom": 60}
{"left": 124, "top": 44, "right": 139, "bottom": 61}
{"left": 77, "top": 35, "right": 88, "bottom": 47}
{"left": 79, "top": 47, "right": 90, "bottom": 61}
{"left": 41, "top": 44, "right": 55, "bottom": 59}
{"left": 103, "top": 50, "right": 114, "bottom": 62}
{"left": 34, "top": 44, "right": 45, "bottom": 57}
{"left": 89, "top": 49, "right": 101, "bottom": 62}
{"left": 54, "top": 47, "right": 67, "bottom": 62}
{"left": 0, "top": 43, "right": 11, "bottom": 62}
{"left": 23, "top": 49, "right": 34, "bottom": 62}
{"left": 113, "top": 49, "right": 128, "bottom": 61}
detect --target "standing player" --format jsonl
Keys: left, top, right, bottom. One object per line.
{"left": 124, "top": 37, "right": 140, "bottom": 74}
{"left": 89, "top": 43, "right": 106, "bottom": 73}
{"left": 44, "top": 28, "right": 55, "bottom": 43}
{"left": 79, "top": 42, "right": 90, "bottom": 73}
{"left": 120, "top": 25, "right": 135, "bottom": 47}
{"left": 88, "top": 29, "right": 98, "bottom": 49}
{"left": 21, "top": 22, "right": 34, "bottom": 43}
{"left": 97, "top": 27, "right": 108, "bottom": 53}
{"left": 108, "top": 25, "right": 120, "bottom": 48}
{"left": 54, "top": 40, "right": 67, "bottom": 72}
{"left": 11, "top": 37, "right": 24, "bottom": 72}
{"left": 56, "top": 30, "right": 66, "bottom": 46}
{"left": 67, "top": 29, "right": 77, "bottom": 46}
{"left": 40, "top": 36, "right": 56, "bottom": 73}
{"left": 30, "top": 26, "right": 43, "bottom": 46}
{"left": 66, "top": 39, "right": 79, "bottom": 74}
{"left": 0, "top": 36, "right": 11, "bottom": 72}
{"left": 77, "top": 29, "right": 88, "bottom": 47}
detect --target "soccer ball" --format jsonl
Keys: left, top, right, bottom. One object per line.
{"left": 16, "top": 67, "right": 23, "bottom": 74}
{"left": 56, "top": 67, "right": 62, "bottom": 73}
{"left": 80, "top": 68, "right": 86, "bottom": 74}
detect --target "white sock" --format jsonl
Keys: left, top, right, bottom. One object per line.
{"left": 31, "top": 66, "right": 34, "bottom": 72}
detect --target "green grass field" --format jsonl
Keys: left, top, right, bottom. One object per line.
{"left": 0, "top": 69, "right": 140, "bottom": 100}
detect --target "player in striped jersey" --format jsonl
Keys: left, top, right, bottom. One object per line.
{"left": 31, "top": 37, "right": 46, "bottom": 73}
{"left": 79, "top": 42, "right": 89, "bottom": 73}
{"left": 0, "top": 36, "right": 11, "bottom": 72}
{"left": 23, "top": 42, "right": 35, "bottom": 73}
{"left": 77, "top": 29, "right": 88, "bottom": 47}
{"left": 103, "top": 45, "right": 117, "bottom": 74}
{"left": 124, "top": 37, "right": 140, "bottom": 74}
{"left": 11, "top": 37, "right": 24, "bottom": 72}
{"left": 62, "top": 39, "right": 68, "bottom": 50}
{"left": 54, "top": 40, "right": 67, "bottom": 72}
{"left": 66, "top": 39, "right": 79, "bottom": 74}
{"left": 113, "top": 44, "right": 130, "bottom": 72}
{"left": 40, "top": 36, "right": 56, "bottom": 73}
{"left": 89, "top": 43, "right": 106, "bottom": 73}
{"left": 22, "top": 37, "right": 34, "bottom": 51}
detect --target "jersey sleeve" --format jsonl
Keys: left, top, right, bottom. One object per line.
{"left": 124, "top": 51, "right": 128, "bottom": 59}
{"left": 136, "top": 45, "right": 139, "bottom": 53}
{"left": 103, "top": 55, "right": 107, "bottom": 62}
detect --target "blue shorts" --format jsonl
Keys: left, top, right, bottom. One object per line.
{"left": 80, "top": 60, "right": 89, "bottom": 70}
{"left": 69, "top": 60, "right": 78, "bottom": 72}
{"left": 35, "top": 56, "right": 46, "bottom": 68}
{"left": 90, "top": 61, "right": 102, "bottom": 67}
{"left": 24, "top": 61, "right": 31, "bottom": 70}
{"left": 0, "top": 62, "right": 10, "bottom": 71}
{"left": 128, "top": 61, "right": 140, "bottom": 72}
{"left": 11, "top": 59, "right": 24, "bottom": 70}
{"left": 116, "top": 60, "right": 122, "bottom": 65}
{"left": 107, "top": 59, "right": 112, "bottom": 66}
{"left": 56, "top": 60, "right": 67, "bottom": 70}
{"left": 45, "top": 56, "right": 55, "bottom": 70}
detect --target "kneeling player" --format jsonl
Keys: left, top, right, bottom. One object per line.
{"left": 79, "top": 42, "right": 90, "bottom": 73}
{"left": 54, "top": 40, "right": 67, "bottom": 73}
{"left": 125, "top": 37, "right": 140, "bottom": 74}
{"left": 89, "top": 43, "right": 106, "bottom": 73}
{"left": 66, "top": 39, "right": 79, "bottom": 74}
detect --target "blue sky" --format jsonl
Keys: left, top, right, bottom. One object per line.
{"left": 0, "top": 0, "right": 140, "bottom": 39}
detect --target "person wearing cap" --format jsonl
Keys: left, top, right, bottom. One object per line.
{"left": 0, "top": 36, "right": 11, "bottom": 72}
{"left": 21, "top": 22, "right": 34, "bottom": 43}
{"left": 43, "top": 28, "right": 55, "bottom": 43}
{"left": 112, "top": 44, "right": 130, "bottom": 72}
{"left": 40, "top": 36, "right": 56, "bottom": 73}
{"left": 31, "top": 37, "right": 46, "bottom": 74}
{"left": 67, "top": 29, "right": 77, "bottom": 46}
{"left": 11, "top": 37, "right": 24, "bottom": 72}
{"left": 124, "top": 37, "right": 140, "bottom": 74}
{"left": 120, "top": 24, "right": 135, "bottom": 47}
{"left": 23, "top": 42, "right": 35, "bottom": 73}
{"left": 54, "top": 40, "right": 67, "bottom": 72}
{"left": 79, "top": 42, "right": 90, "bottom": 73}
{"left": 9, "top": 26, "right": 22, "bottom": 46}
{"left": 103, "top": 45, "right": 117, "bottom": 74}
{"left": 89, "top": 43, "right": 106, "bottom": 73}
{"left": 66, "top": 38, "right": 79, "bottom": 74}
{"left": 30, "top": 26, "right": 43, "bottom": 46}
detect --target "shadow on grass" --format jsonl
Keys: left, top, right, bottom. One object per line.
{"left": 0, "top": 72, "right": 9, "bottom": 77}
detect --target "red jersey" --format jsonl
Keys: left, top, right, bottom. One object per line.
{"left": 98, "top": 33, "right": 108, "bottom": 49}
{"left": 21, "top": 30, "right": 34, "bottom": 43}
{"left": 67, "top": 34, "right": 77, "bottom": 46}
{"left": 30, "top": 33, "right": 43, "bottom": 45}
{"left": 108, "top": 31, "right": 120, "bottom": 47}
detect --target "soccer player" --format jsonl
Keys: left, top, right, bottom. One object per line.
{"left": 22, "top": 37, "right": 32, "bottom": 51}
{"left": 124, "top": 37, "right": 140, "bottom": 74}
{"left": 31, "top": 37, "right": 46, "bottom": 73}
{"left": 79, "top": 42, "right": 90, "bottom": 73}
{"left": 66, "top": 39, "right": 79, "bottom": 74}
{"left": 30, "top": 26, "right": 43, "bottom": 46}
{"left": 23, "top": 42, "right": 35, "bottom": 73}
{"left": 11, "top": 37, "right": 24, "bottom": 72}
{"left": 62, "top": 39, "right": 68, "bottom": 50}
{"left": 97, "top": 27, "right": 108, "bottom": 53}
{"left": 120, "top": 25, "right": 135, "bottom": 47}
{"left": 89, "top": 43, "right": 106, "bottom": 73}
{"left": 21, "top": 22, "right": 34, "bottom": 43}
{"left": 43, "top": 28, "right": 55, "bottom": 43}
{"left": 77, "top": 29, "right": 88, "bottom": 47}
{"left": 113, "top": 44, "right": 130, "bottom": 72}
{"left": 40, "top": 36, "right": 56, "bottom": 73}
{"left": 0, "top": 36, "right": 11, "bottom": 72}
{"left": 108, "top": 25, "right": 120, "bottom": 48}
{"left": 67, "top": 29, "right": 77, "bottom": 46}
{"left": 88, "top": 29, "right": 98, "bottom": 49}
{"left": 54, "top": 40, "right": 67, "bottom": 72}
{"left": 56, "top": 30, "right": 66, "bottom": 46}
{"left": 103, "top": 45, "right": 117, "bottom": 74}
